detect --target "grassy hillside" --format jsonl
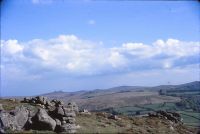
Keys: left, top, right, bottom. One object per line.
{"left": 42, "top": 90, "right": 180, "bottom": 111}
{"left": 76, "top": 112, "right": 197, "bottom": 134}
{"left": 39, "top": 81, "right": 199, "bottom": 111}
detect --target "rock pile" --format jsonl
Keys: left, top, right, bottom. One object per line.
{"left": 22, "top": 96, "right": 53, "bottom": 109}
{"left": 79, "top": 109, "right": 91, "bottom": 115}
{"left": 0, "top": 96, "right": 79, "bottom": 133}
{"left": 148, "top": 110, "right": 182, "bottom": 123}
{"left": 49, "top": 101, "right": 77, "bottom": 133}
{"left": 8, "top": 98, "right": 16, "bottom": 102}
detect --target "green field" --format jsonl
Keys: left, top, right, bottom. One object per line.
{"left": 110, "top": 102, "right": 177, "bottom": 115}
{"left": 178, "top": 111, "right": 200, "bottom": 127}
{"left": 167, "top": 91, "right": 200, "bottom": 97}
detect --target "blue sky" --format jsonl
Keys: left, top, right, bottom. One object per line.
{"left": 1, "top": 0, "right": 200, "bottom": 96}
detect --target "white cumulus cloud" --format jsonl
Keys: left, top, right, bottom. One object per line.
{"left": 1, "top": 40, "right": 24, "bottom": 54}
{"left": 1, "top": 35, "right": 199, "bottom": 78}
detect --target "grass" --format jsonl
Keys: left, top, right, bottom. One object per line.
{"left": 0, "top": 99, "right": 39, "bottom": 113}
{"left": 105, "top": 102, "right": 200, "bottom": 129}
{"left": 111, "top": 102, "right": 177, "bottom": 116}
{"left": 142, "top": 103, "right": 177, "bottom": 111}
{"left": 76, "top": 113, "right": 123, "bottom": 133}
{"left": 177, "top": 111, "right": 200, "bottom": 127}
{"left": 167, "top": 91, "right": 200, "bottom": 96}
{"left": 76, "top": 112, "right": 197, "bottom": 134}
{"left": 5, "top": 130, "right": 56, "bottom": 134}
{"left": 0, "top": 99, "right": 22, "bottom": 110}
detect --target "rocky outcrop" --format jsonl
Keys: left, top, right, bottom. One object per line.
{"left": 22, "top": 96, "right": 52, "bottom": 109}
{"left": 0, "top": 96, "right": 79, "bottom": 133}
{"left": 148, "top": 110, "right": 182, "bottom": 123}
{"left": 8, "top": 98, "right": 16, "bottom": 102}
{"left": 49, "top": 102, "right": 78, "bottom": 133}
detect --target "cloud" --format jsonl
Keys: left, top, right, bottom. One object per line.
{"left": 1, "top": 35, "right": 199, "bottom": 79}
{"left": 1, "top": 40, "right": 24, "bottom": 54}
{"left": 88, "top": 19, "right": 96, "bottom": 25}
{"left": 31, "top": 0, "right": 54, "bottom": 4}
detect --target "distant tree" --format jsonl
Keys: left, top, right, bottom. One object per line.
{"left": 160, "top": 102, "right": 166, "bottom": 108}
{"left": 136, "top": 111, "right": 140, "bottom": 115}
{"left": 176, "top": 96, "right": 200, "bottom": 112}
{"left": 159, "top": 89, "right": 167, "bottom": 95}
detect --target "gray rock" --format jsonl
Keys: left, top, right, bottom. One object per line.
{"left": 108, "top": 114, "right": 121, "bottom": 120}
{"left": 46, "top": 100, "right": 53, "bottom": 107}
{"left": 27, "top": 117, "right": 33, "bottom": 124}
{"left": 14, "top": 106, "right": 29, "bottom": 129}
{"left": 56, "top": 107, "right": 65, "bottom": 116}
{"left": 66, "top": 105, "right": 73, "bottom": 110}
{"left": 0, "top": 112, "right": 15, "bottom": 130}
{"left": 64, "top": 107, "right": 73, "bottom": 113}
{"left": 1, "top": 97, "right": 79, "bottom": 133}
{"left": 51, "top": 99, "right": 64, "bottom": 107}
{"left": 61, "top": 121, "right": 66, "bottom": 125}
{"left": 9, "top": 98, "right": 16, "bottom": 102}
{"left": 36, "top": 104, "right": 45, "bottom": 109}
{"left": 80, "top": 109, "right": 91, "bottom": 115}
{"left": 64, "top": 112, "right": 76, "bottom": 117}
{"left": 0, "top": 106, "right": 29, "bottom": 131}
{"left": 28, "top": 109, "right": 37, "bottom": 117}
{"left": 68, "top": 102, "right": 79, "bottom": 112}
{"left": 0, "top": 128, "right": 5, "bottom": 134}
{"left": 29, "top": 97, "right": 36, "bottom": 104}
{"left": 35, "top": 96, "right": 47, "bottom": 105}
{"left": 24, "top": 117, "right": 33, "bottom": 130}
{"left": 55, "top": 118, "right": 61, "bottom": 126}
{"left": 32, "top": 108, "right": 56, "bottom": 131}
{"left": 60, "top": 123, "right": 77, "bottom": 133}
{"left": 23, "top": 97, "right": 31, "bottom": 103}
{"left": 49, "top": 106, "right": 65, "bottom": 120}
{"left": 62, "top": 117, "right": 76, "bottom": 124}
{"left": 51, "top": 99, "right": 57, "bottom": 104}
{"left": 56, "top": 101, "right": 64, "bottom": 107}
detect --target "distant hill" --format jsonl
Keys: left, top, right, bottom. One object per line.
{"left": 151, "top": 81, "right": 200, "bottom": 91}
{"left": 40, "top": 81, "right": 199, "bottom": 111}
